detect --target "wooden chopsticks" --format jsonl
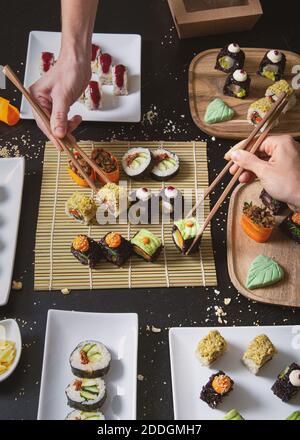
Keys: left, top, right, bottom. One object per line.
{"left": 185, "top": 92, "right": 287, "bottom": 256}
{"left": 2, "top": 65, "right": 110, "bottom": 191}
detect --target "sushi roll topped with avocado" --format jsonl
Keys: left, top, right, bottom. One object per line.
{"left": 224, "top": 69, "right": 251, "bottom": 99}
{"left": 70, "top": 340, "right": 111, "bottom": 378}
{"left": 122, "top": 147, "right": 154, "bottom": 180}
{"left": 172, "top": 217, "right": 202, "bottom": 255}
{"left": 215, "top": 43, "right": 245, "bottom": 74}
{"left": 258, "top": 50, "right": 286, "bottom": 82}
{"left": 131, "top": 229, "right": 162, "bottom": 262}
{"left": 150, "top": 148, "right": 180, "bottom": 181}
{"left": 65, "top": 377, "right": 106, "bottom": 411}
{"left": 66, "top": 410, "right": 105, "bottom": 420}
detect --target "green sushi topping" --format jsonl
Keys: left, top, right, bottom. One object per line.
{"left": 174, "top": 218, "right": 201, "bottom": 240}
{"left": 262, "top": 68, "right": 276, "bottom": 81}
{"left": 219, "top": 56, "right": 233, "bottom": 70}
{"left": 286, "top": 411, "right": 300, "bottom": 420}
{"left": 204, "top": 98, "right": 235, "bottom": 124}
{"left": 223, "top": 409, "right": 244, "bottom": 420}
{"left": 81, "top": 343, "right": 102, "bottom": 363}
{"left": 80, "top": 379, "right": 99, "bottom": 400}
{"left": 80, "top": 412, "right": 104, "bottom": 420}
{"left": 236, "top": 89, "right": 246, "bottom": 98}
{"left": 131, "top": 229, "right": 161, "bottom": 257}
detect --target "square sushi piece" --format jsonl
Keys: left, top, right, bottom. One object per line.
{"left": 200, "top": 371, "right": 234, "bottom": 409}
{"left": 65, "top": 192, "right": 97, "bottom": 225}
{"left": 112, "top": 64, "right": 128, "bottom": 96}
{"left": 265, "top": 80, "right": 297, "bottom": 113}
{"left": 215, "top": 43, "right": 245, "bottom": 74}
{"left": 99, "top": 53, "right": 113, "bottom": 85}
{"left": 131, "top": 229, "right": 162, "bottom": 262}
{"left": 242, "top": 334, "right": 277, "bottom": 374}
{"left": 80, "top": 80, "right": 102, "bottom": 110}
{"left": 258, "top": 50, "right": 286, "bottom": 82}
{"left": 71, "top": 235, "right": 102, "bottom": 268}
{"left": 271, "top": 363, "right": 300, "bottom": 402}
{"left": 91, "top": 43, "right": 102, "bottom": 73}
{"left": 280, "top": 212, "right": 300, "bottom": 244}
{"left": 172, "top": 217, "right": 201, "bottom": 255}
{"left": 100, "top": 232, "right": 132, "bottom": 267}
{"left": 224, "top": 69, "right": 251, "bottom": 99}
{"left": 195, "top": 330, "right": 227, "bottom": 366}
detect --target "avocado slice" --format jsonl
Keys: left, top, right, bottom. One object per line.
{"left": 88, "top": 353, "right": 102, "bottom": 362}
{"left": 81, "top": 343, "right": 92, "bottom": 353}
{"left": 80, "top": 390, "right": 98, "bottom": 401}
{"left": 81, "top": 378, "right": 98, "bottom": 387}
{"left": 86, "top": 344, "right": 98, "bottom": 357}
{"left": 82, "top": 385, "right": 99, "bottom": 394}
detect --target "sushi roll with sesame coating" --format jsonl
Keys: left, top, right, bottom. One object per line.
{"left": 131, "top": 229, "right": 162, "bottom": 262}
{"left": 195, "top": 330, "right": 227, "bottom": 367}
{"left": 265, "top": 80, "right": 296, "bottom": 113}
{"left": 71, "top": 235, "right": 102, "bottom": 268}
{"left": 247, "top": 97, "right": 277, "bottom": 128}
{"left": 242, "top": 334, "right": 277, "bottom": 375}
{"left": 65, "top": 378, "right": 106, "bottom": 411}
{"left": 224, "top": 69, "right": 251, "bottom": 99}
{"left": 215, "top": 43, "right": 245, "bottom": 74}
{"left": 172, "top": 217, "right": 202, "bottom": 255}
{"left": 100, "top": 232, "right": 132, "bottom": 267}
{"left": 65, "top": 192, "right": 97, "bottom": 225}
{"left": 271, "top": 363, "right": 300, "bottom": 402}
{"left": 69, "top": 341, "right": 111, "bottom": 379}
{"left": 258, "top": 50, "right": 286, "bottom": 82}
{"left": 200, "top": 371, "right": 234, "bottom": 409}
{"left": 66, "top": 410, "right": 105, "bottom": 420}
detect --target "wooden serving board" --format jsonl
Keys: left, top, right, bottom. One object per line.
{"left": 189, "top": 48, "right": 300, "bottom": 140}
{"left": 227, "top": 180, "right": 300, "bottom": 307}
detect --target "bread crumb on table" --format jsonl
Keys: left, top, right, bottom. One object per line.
{"left": 61, "top": 288, "right": 71, "bottom": 295}
{"left": 12, "top": 280, "right": 23, "bottom": 290}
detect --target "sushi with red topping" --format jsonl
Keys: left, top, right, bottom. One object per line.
{"left": 91, "top": 44, "right": 101, "bottom": 73}
{"left": 99, "top": 53, "right": 113, "bottom": 85}
{"left": 112, "top": 64, "right": 128, "bottom": 96}
{"left": 80, "top": 80, "right": 102, "bottom": 110}
{"left": 258, "top": 50, "right": 286, "bottom": 82}
{"left": 224, "top": 69, "right": 251, "bottom": 99}
{"left": 215, "top": 43, "right": 245, "bottom": 74}
{"left": 40, "top": 52, "right": 55, "bottom": 75}
{"left": 160, "top": 186, "right": 184, "bottom": 220}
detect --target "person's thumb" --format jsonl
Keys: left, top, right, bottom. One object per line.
{"left": 50, "top": 97, "right": 69, "bottom": 139}
{"left": 231, "top": 150, "right": 267, "bottom": 179}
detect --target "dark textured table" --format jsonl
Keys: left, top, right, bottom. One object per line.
{"left": 0, "top": 0, "right": 299, "bottom": 420}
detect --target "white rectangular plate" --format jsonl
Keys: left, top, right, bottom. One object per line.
{"left": 38, "top": 310, "right": 138, "bottom": 420}
{"left": 0, "top": 158, "right": 25, "bottom": 306}
{"left": 21, "top": 31, "right": 141, "bottom": 122}
{"left": 169, "top": 325, "right": 300, "bottom": 420}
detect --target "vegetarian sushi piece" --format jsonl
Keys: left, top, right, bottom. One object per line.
{"left": 91, "top": 147, "right": 120, "bottom": 184}
{"left": 122, "top": 147, "right": 154, "bottom": 180}
{"left": 91, "top": 43, "right": 101, "bottom": 73}
{"left": 258, "top": 50, "right": 286, "bottom": 82}
{"left": 271, "top": 363, "right": 300, "bottom": 402}
{"left": 65, "top": 378, "right": 106, "bottom": 411}
{"left": 247, "top": 97, "right": 274, "bottom": 127}
{"left": 246, "top": 255, "right": 284, "bottom": 290}
{"left": 68, "top": 152, "right": 95, "bottom": 188}
{"left": 100, "top": 232, "right": 132, "bottom": 267}
{"left": 160, "top": 186, "right": 184, "bottom": 220}
{"left": 99, "top": 53, "right": 113, "bottom": 85}
{"left": 131, "top": 229, "right": 162, "bottom": 262}
{"left": 286, "top": 411, "right": 300, "bottom": 420}
{"left": 242, "top": 334, "right": 277, "bottom": 374}
{"left": 215, "top": 43, "right": 245, "bottom": 74}
{"left": 200, "top": 371, "right": 234, "bottom": 409}
{"left": 150, "top": 148, "right": 180, "bottom": 181}
{"left": 241, "top": 202, "right": 275, "bottom": 243}
{"left": 71, "top": 235, "right": 102, "bottom": 268}
{"left": 195, "top": 330, "right": 227, "bottom": 367}
{"left": 280, "top": 212, "right": 300, "bottom": 244}
{"left": 223, "top": 69, "right": 251, "bottom": 99}
{"left": 66, "top": 410, "right": 105, "bottom": 420}
{"left": 40, "top": 52, "right": 55, "bottom": 75}
{"left": 259, "top": 189, "right": 287, "bottom": 215}
{"left": 223, "top": 409, "right": 244, "bottom": 420}
{"left": 129, "top": 188, "right": 154, "bottom": 224}
{"left": 265, "top": 80, "right": 297, "bottom": 113}
{"left": 80, "top": 80, "right": 102, "bottom": 110}
{"left": 69, "top": 341, "right": 111, "bottom": 378}
{"left": 112, "top": 64, "right": 128, "bottom": 96}
{"left": 172, "top": 217, "right": 201, "bottom": 255}
{"left": 65, "top": 192, "right": 97, "bottom": 225}
{"left": 97, "top": 183, "right": 129, "bottom": 219}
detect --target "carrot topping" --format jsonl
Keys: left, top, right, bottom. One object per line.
{"left": 74, "top": 379, "right": 82, "bottom": 391}
{"left": 73, "top": 235, "right": 90, "bottom": 252}
{"left": 185, "top": 220, "right": 194, "bottom": 228}
{"left": 212, "top": 374, "right": 232, "bottom": 394}
{"left": 105, "top": 232, "right": 122, "bottom": 248}
{"left": 142, "top": 236, "right": 150, "bottom": 245}
{"left": 80, "top": 350, "right": 89, "bottom": 365}
{"left": 292, "top": 212, "right": 300, "bottom": 226}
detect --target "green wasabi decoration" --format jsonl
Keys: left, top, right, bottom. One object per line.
{"left": 286, "top": 411, "right": 300, "bottom": 420}
{"left": 223, "top": 409, "right": 244, "bottom": 420}
{"left": 246, "top": 255, "right": 284, "bottom": 290}
{"left": 173, "top": 218, "right": 201, "bottom": 241}
{"left": 204, "top": 98, "right": 235, "bottom": 125}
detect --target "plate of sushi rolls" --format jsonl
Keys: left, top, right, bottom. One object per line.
{"left": 38, "top": 310, "right": 138, "bottom": 420}
{"left": 21, "top": 31, "right": 141, "bottom": 122}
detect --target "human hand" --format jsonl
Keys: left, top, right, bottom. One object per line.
{"left": 227, "top": 135, "right": 300, "bottom": 211}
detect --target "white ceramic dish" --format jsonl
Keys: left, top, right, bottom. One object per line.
{"left": 0, "top": 157, "right": 25, "bottom": 306}
{"left": 169, "top": 325, "right": 300, "bottom": 420}
{"left": 0, "top": 319, "right": 22, "bottom": 382}
{"left": 37, "top": 310, "right": 138, "bottom": 420}
{"left": 21, "top": 31, "right": 141, "bottom": 122}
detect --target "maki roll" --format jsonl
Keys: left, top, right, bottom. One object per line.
{"left": 160, "top": 186, "right": 183, "bottom": 220}
{"left": 247, "top": 97, "right": 274, "bottom": 128}
{"left": 65, "top": 378, "right": 106, "bottom": 411}
{"left": 215, "top": 43, "right": 245, "bottom": 74}
{"left": 99, "top": 53, "right": 113, "bottom": 85}
{"left": 172, "top": 218, "right": 201, "bottom": 255}
{"left": 65, "top": 192, "right": 97, "bottom": 225}
{"left": 66, "top": 410, "right": 105, "bottom": 420}
{"left": 242, "top": 334, "right": 277, "bottom": 375}
{"left": 280, "top": 212, "right": 300, "bottom": 244}
{"left": 200, "top": 371, "right": 234, "bottom": 409}
{"left": 71, "top": 235, "right": 102, "bottom": 268}
{"left": 80, "top": 80, "right": 102, "bottom": 110}
{"left": 224, "top": 69, "right": 251, "bottom": 99}
{"left": 131, "top": 229, "right": 162, "bottom": 262}
{"left": 258, "top": 50, "right": 286, "bottom": 82}
{"left": 68, "top": 152, "right": 95, "bottom": 188}
{"left": 223, "top": 409, "right": 244, "bottom": 420}
{"left": 97, "top": 183, "right": 129, "bottom": 219}
{"left": 91, "top": 44, "right": 101, "bottom": 73}
{"left": 100, "top": 232, "right": 132, "bottom": 267}
{"left": 112, "top": 64, "right": 128, "bottom": 96}
{"left": 40, "top": 52, "right": 55, "bottom": 75}
{"left": 259, "top": 189, "right": 287, "bottom": 215}
{"left": 122, "top": 147, "right": 154, "bottom": 180}
{"left": 129, "top": 188, "right": 154, "bottom": 224}
{"left": 195, "top": 330, "right": 227, "bottom": 367}
{"left": 150, "top": 148, "right": 180, "bottom": 181}
{"left": 271, "top": 363, "right": 300, "bottom": 402}
{"left": 241, "top": 202, "right": 275, "bottom": 243}
{"left": 69, "top": 341, "right": 111, "bottom": 378}
{"left": 265, "top": 80, "right": 297, "bottom": 113}
{"left": 91, "top": 148, "right": 120, "bottom": 184}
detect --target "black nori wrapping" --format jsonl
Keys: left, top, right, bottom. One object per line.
{"left": 271, "top": 363, "right": 300, "bottom": 402}
{"left": 67, "top": 391, "right": 107, "bottom": 412}
{"left": 223, "top": 71, "right": 251, "bottom": 99}
{"left": 215, "top": 45, "right": 245, "bottom": 74}
{"left": 200, "top": 371, "right": 234, "bottom": 409}
{"left": 172, "top": 225, "right": 201, "bottom": 255}
{"left": 280, "top": 215, "right": 300, "bottom": 244}
{"left": 71, "top": 236, "right": 102, "bottom": 268}
{"left": 259, "top": 189, "right": 287, "bottom": 215}
{"left": 100, "top": 233, "right": 132, "bottom": 267}
{"left": 258, "top": 50, "right": 286, "bottom": 81}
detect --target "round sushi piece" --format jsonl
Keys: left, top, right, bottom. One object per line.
{"left": 66, "top": 410, "right": 105, "bottom": 420}
{"left": 65, "top": 377, "right": 106, "bottom": 411}
{"left": 150, "top": 148, "right": 180, "bottom": 181}
{"left": 122, "top": 147, "right": 154, "bottom": 180}
{"left": 70, "top": 340, "right": 111, "bottom": 378}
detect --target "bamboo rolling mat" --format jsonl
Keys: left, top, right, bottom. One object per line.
{"left": 34, "top": 141, "right": 217, "bottom": 291}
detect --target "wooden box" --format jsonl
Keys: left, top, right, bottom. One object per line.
{"left": 168, "top": 0, "right": 263, "bottom": 39}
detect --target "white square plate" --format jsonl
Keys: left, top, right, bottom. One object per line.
{"left": 21, "top": 31, "right": 141, "bottom": 122}
{"left": 169, "top": 325, "right": 300, "bottom": 420}
{"left": 0, "top": 158, "right": 25, "bottom": 306}
{"left": 38, "top": 310, "right": 138, "bottom": 420}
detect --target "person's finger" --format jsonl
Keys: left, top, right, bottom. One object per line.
{"left": 239, "top": 170, "right": 256, "bottom": 184}
{"left": 230, "top": 149, "right": 269, "bottom": 179}
{"left": 50, "top": 93, "right": 69, "bottom": 139}
{"left": 67, "top": 115, "right": 82, "bottom": 133}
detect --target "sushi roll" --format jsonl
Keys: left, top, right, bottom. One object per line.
{"left": 91, "top": 44, "right": 101, "bottom": 73}
{"left": 100, "top": 232, "right": 132, "bottom": 267}
{"left": 150, "top": 148, "right": 180, "bottom": 181}
{"left": 224, "top": 69, "right": 251, "bottom": 99}
{"left": 129, "top": 188, "right": 154, "bottom": 224}
{"left": 112, "top": 64, "right": 128, "bottom": 96}
{"left": 286, "top": 411, "right": 300, "bottom": 420}
{"left": 66, "top": 410, "right": 105, "bottom": 420}
{"left": 80, "top": 80, "right": 102, "bottom": 110}
{"left": 242, "top": 334, "right": 277, "bottom": 375}
{"left": 265, "top": 80, "right": 297, "bottom": 113}
{"left": 99, "top": 53, "right": 113, "bottom": 85}
{"left": 122, "top": 147, "right": 154, "bottom": 180}
{"left": 69, "top": 341, "right": 111, "bottom": 378}
{"left": 172, "top": 217, "right": 201, "bottom": 255}
{"left": 280, "top": 212, "right": 300, "bottom": 244}
{"left": 200, "top": 371, "right": 234, "bottom": 409}
{"left": 68, "top": 152, "right": 95, "bottom": 188}
{"left": 195, "top": 330, "right": 227, "bottom": 367}
{"left": 97, "top": 183, "right": 129, "bottom": 219}
{"left": 40, "top": 52, "right": 55, "bottom": 75}
{"left": 223, "top": 409, "right": 244, "bottom": 420}
{"left": 65, "top": 192, "right": 97, "bottom": 225}
{"left": 258, "top": 49, "right": 286, "bottom": 82}
{"left": 215, "top": 43, "right": 245, "bottom": 74}
{"left": 259, "top": 189, "right": 287, "bottom": 215}
{"left": 131, "top": 229, "right": 162, "bottom": 262}
{"left": 271, "top": 363, "right": 300, "bottom": 402}
{"left": 247, "top": 97, "right": 274, "bottom": 128}
{"left": 160, "top": 186, "right": 184, "bottom": 220}
{"left": 71, "top": 235, "right": 102, "bottom": 268}
{"left": 65, "top": 378, "right": 106, "bottom": 411}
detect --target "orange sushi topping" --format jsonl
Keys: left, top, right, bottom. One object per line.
{"left": 142, "top": 237, "right": 150, "bottom": 245}
{"left": 212, "top": 374, "right": 232, "bottom": 394}
{"left": 106, "top": 232, "right": 122, "bottom": 248}
{"left": 185, "top": 220, "right": 194, "bottom": 228}
{"left": 73, "top": 235, "right": 89, "bottom": 252}
{"left": 292, "top": 212, "right": 300, "bottom": 226}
